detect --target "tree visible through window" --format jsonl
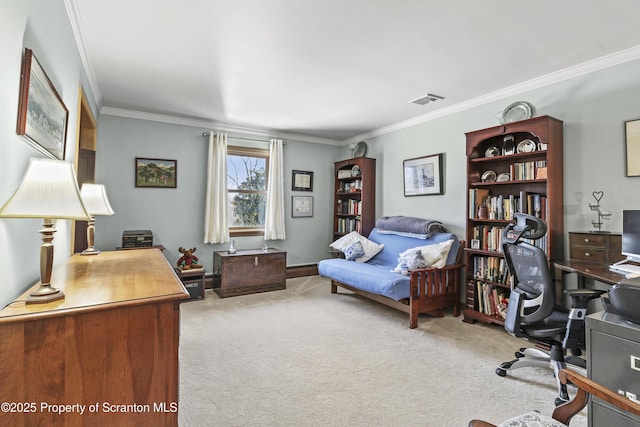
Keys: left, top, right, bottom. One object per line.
{"left": 227, "top": 146, "right": 269, "bottom": 236}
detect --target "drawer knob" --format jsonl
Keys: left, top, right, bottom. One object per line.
{"left": 585, "top": 252, "right": 590, "bottom": 257}
{"left": 583, "top": 238, "right": 590, "bottom": 243}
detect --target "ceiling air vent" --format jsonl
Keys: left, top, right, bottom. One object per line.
{"left": 409, "top": 93, "right": 444, "bottom": 105}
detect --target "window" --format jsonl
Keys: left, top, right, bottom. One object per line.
{"left": 227, "top": 146, "right": 269, "bottom": 237}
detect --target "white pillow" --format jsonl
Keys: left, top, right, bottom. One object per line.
{"left": 330, "top": 231, "right": 384, "bottom": 262}
{"left": 393, "top": 239, "right": 454, "bottom": 273}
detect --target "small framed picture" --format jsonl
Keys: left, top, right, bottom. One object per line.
{"left": 135, "top": 157, "right": 177, "bottom": 188}
{"left": 292, "top": 170, "right": 313, "bottom": 191}
{"left": 292, "top": 196, "right": 313, "bottom": 217}
{"left": 471, "top": 239, "right": 480, "bottom": 250}
{"left": 403, "top": 153, "right": 444, "bottom": 196}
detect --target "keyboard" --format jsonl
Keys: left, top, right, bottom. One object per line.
{"left": 609, "top": 263, "right": 640, "bottom": 275}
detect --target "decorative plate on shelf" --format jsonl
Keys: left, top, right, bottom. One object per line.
{"left": 499, "top": 101, "right": 533, "bottom": 124}
{"left": 516, "top": 139, "right": 537, "bottom": 153}
{"left": 351, "top": 165, "right": 361, "bottom": 177}
{"left": 485, "top": 145, "right": 501, "bottom": 158}
{"left": 481, "top": 170, "right": 497, "bottom": 182}
{"left": 497, "top": 173, "right": 511, "bottom": 182}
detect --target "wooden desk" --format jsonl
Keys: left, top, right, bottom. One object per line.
{"left": 0, "top": 249, "right": 189, "bottom": 426}
{"left": 555, "top": 259, "right": 627, "bottom": 287}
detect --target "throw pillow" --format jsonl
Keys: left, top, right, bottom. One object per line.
{"left": 497, "top": 410, "right": 566, "bottom": 427}
{"left": 391, "top": 239, "right": 454, "bottom": 274}
{"left": 391, "top": 249, "right": 429, "bottom": 275}
{"left": 330, "top": 231, "right": 384, "bottom": 262}
{"left": 343, "top": 241, "right": 365, "bottom": 261}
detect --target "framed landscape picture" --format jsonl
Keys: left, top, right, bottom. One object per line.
{"left": 403, "top": 153, "right": 444, "bottom": 196}
{"left": 135, "top": 157, "right": 177, "bottom": 188}
{"left": 16, "top": 48, "right": 69, "bottom": 160}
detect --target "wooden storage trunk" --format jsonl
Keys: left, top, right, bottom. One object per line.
{"left": 213, "top": 248, "right": 286, "bottom": 297}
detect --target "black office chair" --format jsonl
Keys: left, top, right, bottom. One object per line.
{"left": 495, "top": 213, "right": 603, "bottom": 406}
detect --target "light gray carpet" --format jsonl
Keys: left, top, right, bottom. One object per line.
{"left": 178, "top": 276, "right": 587, "bottom": 426}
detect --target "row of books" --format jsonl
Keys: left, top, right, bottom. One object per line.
{"left": 470, "top": 280, "right": 509, "bottom": 320}
{"left": 336, "top": 217, "right": 361, "bottom": 234}
{"left": 510, "top": 160, "right": 547, "bottom": 181}
{"left": 472, "top": 255, "right": 511, "bottom": 284}
{"left": 336, "top": 199, "right": 362, "bottom": 216}
{"left": 468, "top": 189, "right": 547, "bottom": 220}
{"left": 337, "top": 179, "right": 362, "bottom": 193}
{"left": 471, "top": 224, "right": 548, "bottom": 253}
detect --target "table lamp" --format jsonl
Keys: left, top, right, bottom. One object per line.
{"left": 79, "top": 183, "right": 114, "bottom": 255}
{"left": 0, "top": 158, "right": 90, "bottom": 304}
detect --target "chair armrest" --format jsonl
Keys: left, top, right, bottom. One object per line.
{"left": 553, "top": 369, "right": 640, "bottom": 424}
{"left": 564, "top": 288, "right": 605, "bottom": 298}
{"left": 409, "top": 262, "right": 465, "bottom": 274}
{"left": 564, "top": 288, "right": 605, "bottom": 309}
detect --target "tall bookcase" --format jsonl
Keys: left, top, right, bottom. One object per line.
{"left": 462, "top": 116, "right": 564, "bottom": 325}
{"left": 333, "top": 157, "right": 376, "bottom": 239}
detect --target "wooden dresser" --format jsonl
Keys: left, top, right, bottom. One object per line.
{"left": 569, "top": 231, "right": 624, "bottom": 263}
{"left": 0, "top": 249, "right": 189, "bottom": 426}
{"left": 213, "top": 248, "right": 286, "bottom": 297}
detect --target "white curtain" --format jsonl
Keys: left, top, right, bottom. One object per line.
{"left": 264, "top": 138, "right": 286, "bottom": 240}
{"left": 204, "top": 132, "right": 229, "bottom": 244}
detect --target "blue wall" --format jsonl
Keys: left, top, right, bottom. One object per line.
{"left": 0, "top": 0, "right": 98, "bottom": 307}
{"left": 2, "top": 0, "right": 640, "bottom": 309}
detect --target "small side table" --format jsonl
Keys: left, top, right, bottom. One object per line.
{"left": 175, "top": 267, "right": 205, "bottom": 301}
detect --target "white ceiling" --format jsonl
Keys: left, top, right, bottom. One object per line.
{"left": 68, "top": 0, "right": 640, "bottom": 144}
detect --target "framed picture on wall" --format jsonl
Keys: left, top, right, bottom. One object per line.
{"left": 292, "top": 196, "right": 313, "bottom": 217}
{"left": 135, "top": 157, "right": 177, "bottom": 188}
{"left": 291, "top": 170, "right": 313, "bottom": 191}
{"left": 625, "top": 118, "right": 640, "bottom": 177}
{"left": 403, "top": 153, "right": 444, "bottom": 196}
{"left": 16, "top": 48, "right": 69, "bottom": 160}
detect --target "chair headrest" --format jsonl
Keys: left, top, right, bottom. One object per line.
{"left": 503, "top": 213, "right": 547, "bottom": 243}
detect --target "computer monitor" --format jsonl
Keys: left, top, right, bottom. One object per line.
{"left": 622, "top": 210, "right": 640, "bottom": 263}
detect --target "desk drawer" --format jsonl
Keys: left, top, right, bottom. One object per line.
{"left": 570, "top": 246, "right": 607, "bottom": 262}
{"left": 570, "top": 233, "right": 607, "bottom": 248}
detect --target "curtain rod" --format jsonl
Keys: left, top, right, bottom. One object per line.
{"left": 201, "top": 132, "right": 286, "bottom": 144}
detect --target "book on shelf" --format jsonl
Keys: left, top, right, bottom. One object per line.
{"left": 471, "top": 279, "right": 509, "bottom": 319}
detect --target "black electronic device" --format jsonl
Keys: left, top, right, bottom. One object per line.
{"left": 622, "top": 210, "right": 640, "bottom": 263}
{"left": 122, "top": 230, "right": 153, "bottom": 248}
{"left": 607, "top": 283, "right": 640, "bottom": 324}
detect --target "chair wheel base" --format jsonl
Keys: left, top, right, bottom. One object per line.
{"left": 496, "top": 368, "right": 507, "bottom": 377}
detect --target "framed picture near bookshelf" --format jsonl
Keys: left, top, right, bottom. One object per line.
{"left": 16, "top": 48, "right": 69, "bottom": 160}
{"left": 135, "top": 157, "right": 177, "bottom": 188}
{"left": 625, "top": 118, "right": 640, "bottom": 177}
{"left": 403, "top": 153, "right": 444, "bottom": 196}
{"left": 292, "top": 195, "right": 313, "bottom": 217}
{"left": 291, "top": 170, "right": 313, "bottom": 191}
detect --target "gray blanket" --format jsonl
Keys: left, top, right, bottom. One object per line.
{"left": 375, "top": 216, "right": 447, "bottom": 236}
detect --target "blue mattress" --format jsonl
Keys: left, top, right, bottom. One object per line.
{"left": 318, "top": 228, "right": 459, "bottom": 301}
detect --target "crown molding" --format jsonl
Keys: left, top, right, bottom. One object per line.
{"left": 64, "top": 0, "right": 102, "bottom": 108}
{"left": 342, "top": 45, "right": 640, "bottom": 146}
{"left": 100, "top": 107, "right": 342, "bottom": 145}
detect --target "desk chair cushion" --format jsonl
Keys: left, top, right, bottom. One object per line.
{"left": 496, "top": 411, "right": 565, "bottom": 427}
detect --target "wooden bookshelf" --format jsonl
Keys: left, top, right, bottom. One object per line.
{"left": 463, "top": 116, "right": 564, "bottom": 325}
{"left": 333, "top": 157, "right": 376, "bottom": 239}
